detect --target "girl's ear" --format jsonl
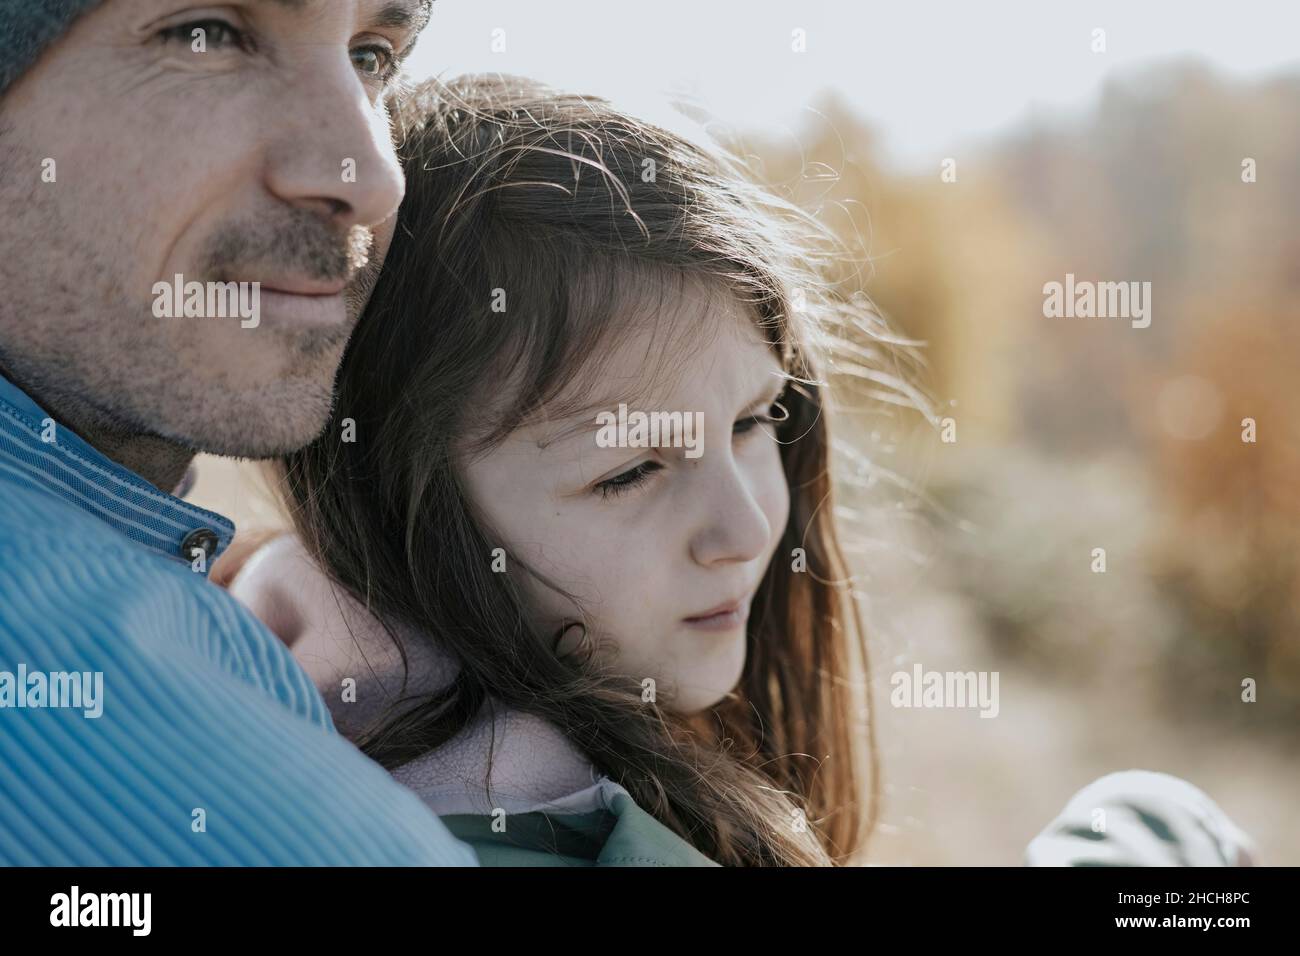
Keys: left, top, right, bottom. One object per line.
{"left": 210, "top": 528, "right": 286, "bottom": 589}
{"left": 224, "top": 532, "right": 310, "bottom": 648}
{"left": 553, "top": 622, "right": 595, "bottom": 664}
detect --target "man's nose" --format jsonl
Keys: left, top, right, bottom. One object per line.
{"left": 263, "top": 58, "right": 405, "bottom": 231}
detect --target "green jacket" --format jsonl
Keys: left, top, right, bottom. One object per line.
{"left": 441, "top": 782, "right": 719, "bottom": 867}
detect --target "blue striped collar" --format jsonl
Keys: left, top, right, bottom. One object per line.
{"left": 0, "top": 372, "right": 234, "bottom": 573}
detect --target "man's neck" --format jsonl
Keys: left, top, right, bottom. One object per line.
{"left": 82, "top": 428, "right": 194, "bottom": 495}
{"left": 0, "top": 361, "right": 194, "bottom": 493}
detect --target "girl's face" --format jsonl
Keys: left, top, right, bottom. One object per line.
{"left": 460, "top": 286, "right": 791, "bottom": 713}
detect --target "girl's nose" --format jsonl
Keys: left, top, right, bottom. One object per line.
{"left": 688, "top": 467, "right": 773, "bottom": 567}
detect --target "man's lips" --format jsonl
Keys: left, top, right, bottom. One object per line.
{"left": 257, "top": 277, "right": 349, "bottom": 296}
{"left": 255, "top": 280, "right": 350, "bottom": 328}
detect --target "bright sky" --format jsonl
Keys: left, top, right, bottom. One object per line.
{"left": 406, "top": 0, "right": 1300, "bottom": 170}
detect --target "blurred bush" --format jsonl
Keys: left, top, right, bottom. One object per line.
{"left": 753, "top": 59, "right": 1300, "bottom": 739}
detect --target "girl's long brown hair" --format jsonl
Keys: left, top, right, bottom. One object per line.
{"left": 277, "top": 75, "right": 897, "bottom": 865}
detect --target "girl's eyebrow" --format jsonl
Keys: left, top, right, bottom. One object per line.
{"left": 742, "top": 374, "right": 789, "bottom": 417}
{"left": 533, "top": 373, "right": 787, "bottom": 451}
{"left": 528, "top": 381, "right": 665, "bottom": 451}
{"left": 531, "top": 401, "right": 645, "bottom": 452}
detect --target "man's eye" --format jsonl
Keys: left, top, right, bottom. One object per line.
{"left": 351, "top": 45, "right": 396, "bottom": 81}
{"left": 159, "top": 20, "right": 249, "bottom": 51}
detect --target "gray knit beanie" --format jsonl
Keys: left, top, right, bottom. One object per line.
{"left": 0, "top": 0, "right": 106, "bottom": 95}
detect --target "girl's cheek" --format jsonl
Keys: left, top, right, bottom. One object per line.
{"left": 765, "top": 487, "right": 792, "bottom": 566}
{"left": 515, "top": 518, "right": 629, "bottom": 613}
{"left": 749, "top": 441, "right": 792, "bottom": 547}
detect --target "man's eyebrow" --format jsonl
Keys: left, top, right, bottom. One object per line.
{"left": 368, "top": 0, "right": 434, "bottom": 64}
{"left": 256, "top": 0, "right": 434, "bottom": 35}
{"left": 370, "top": 0, "right": 434, "bottom": 32}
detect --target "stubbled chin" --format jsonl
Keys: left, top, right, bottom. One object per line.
{"left": 162, "top": 384, "right": 339, "bottom": 459}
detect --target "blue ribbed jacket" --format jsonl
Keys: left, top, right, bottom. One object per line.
{"left": 0, "top": 371, "right": 476, "bottom": 866}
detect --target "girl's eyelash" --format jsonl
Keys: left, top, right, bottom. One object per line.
{"left": 734, "top": 414, "right": 776, "bottom": 435}
{"left": 595, "top": 400, "right": 784, "bottom": 497}
{"left": 735, "top": 400, "right": 786, "bottom": 436}
{"left": 595, "top": 461, "right": 662, "bottom": 499}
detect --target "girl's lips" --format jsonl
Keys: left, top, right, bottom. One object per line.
{"left": 682, "top": 599, "right": 750, "bottom": 632}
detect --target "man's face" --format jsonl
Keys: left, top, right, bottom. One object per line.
{"left": 0, "top": 0, "right": 427, "bottom": 457}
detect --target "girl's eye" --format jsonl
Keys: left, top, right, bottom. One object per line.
{"left": 734, "top": 404, "right": 783, "bottom": 439}
{"left": 595, "top": 461, "right": 663, "bottom": 499}
{"left": 159, "top": 20, "right": 249, "bottom": 51}
{"left": 351, "top": 44, "right": 396, "bottom": 81}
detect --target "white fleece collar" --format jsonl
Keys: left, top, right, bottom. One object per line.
{"left": 231, "top": 533, "right": 603, "bottom": 815}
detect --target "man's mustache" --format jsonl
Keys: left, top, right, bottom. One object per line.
{"left": 198, "top": 212, "right": 375, "bottom": 289}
